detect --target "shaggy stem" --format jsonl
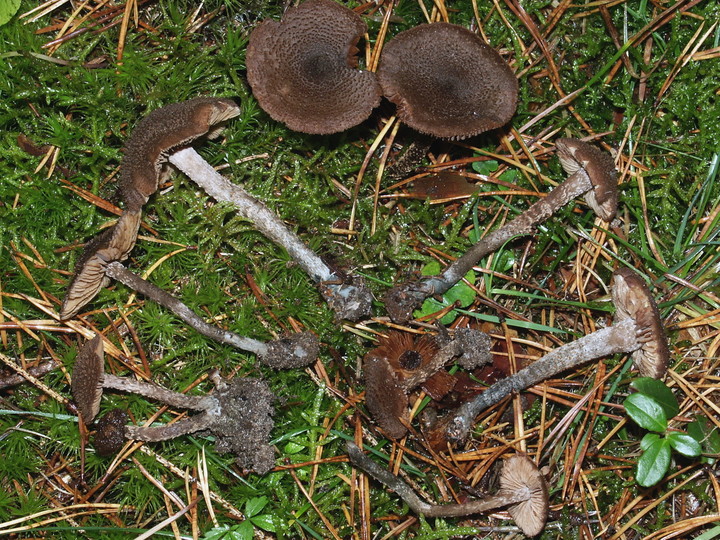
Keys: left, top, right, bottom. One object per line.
{"left": 105, "top": 261, "right": 270, "bottom": 356}
{"left": 103, "top": 373, "right": 216, "bottom": 411}
{"left": 384, "top": 170, "right": 593, "bottom": 322}
{"left": 168, "top": 147, "right": 371, "bottom": 320}
{"left": 346, "top": 442, "right": 529, "bottom": 517}
{"left": 444, "top": 317, "right": 639, "bottom": 443}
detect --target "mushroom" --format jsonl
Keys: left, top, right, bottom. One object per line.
{"left": 347, "top": 442, "right": 549, "bottom": 536}
{"left": 60, "top": 208, "right": 141, "bottom": 320}
{"left": 555, "top": 137, "right": 618, "bottom": 222}
{"left": 364, "top": 329, "right": 491, "bottom": 439}
{"left": 246, "top": 0, "right": 381, "bottom": 135}
{"left": 376, "top": 23, "right": 518, "bottom": 139}
{"left": 384, "top": 137, "right": 618, "bottom": 323}
{"left": 119, "top": 97, "right": 240, "bottom": 210}
{"left": 125, "top": 373, "right": 277, "bottom": 476}
{"left": 61, "top": 96, "right": 238, "bottom": 320}
{"left": 71, "top": 333, "right": 106, "bottom": 424}
{"left": 104, "top": 261, "right": 319, "bottom": 368}
{"left": 70, "top": 336, "right": 277, "bottom": 473}
{"left": 433, "top": 268, "right": 669, "bottom": 445}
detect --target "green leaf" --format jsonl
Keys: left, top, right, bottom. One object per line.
{"left": 250, "top": 514, "right": 277, "bottom": 533}
{"left": 202, "top": 524, "right": 251, "bottom": 540}
{"left": 667, "top": 432, "right": 702, "bottom": 457}
{"left": 640, "top": 432, "right": 661, "bottom": 452}
{"left": 416, "top": 262, "right": 476, "bottom": 324}
{"left": 0, "top": 0, "right": 21, "bottom": 26}
{"left": 244, "top": 496, "right": 268, "bottom": 518}
{"left": 471, "top": 160, "right": 499, "bottom": 175}
{"left": 630, "top": 378, "right": 679, "bottom": 419}
{"left": 624, "top": 393, "right": 668, "bottom": 432}
{"left": 283, "top": 441, "right": 305, "bottom": 454}
{"left": 636, "top": 437, "right": 672, "bottom": 487}
{"left": 688, "top": 415, "right": 720, "bottom": 460}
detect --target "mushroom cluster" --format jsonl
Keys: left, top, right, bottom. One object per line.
{"left": 51, "top": 2, "right": 678, "bottom": 537}
{"left": 246, "top": 2, "right": 517, "bottom": 139}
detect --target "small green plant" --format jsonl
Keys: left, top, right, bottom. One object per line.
{"left": 202, "top": 496, "right": 278, "bottom": 539}
{"left": 623, "top": 378, "right": 701, "bottom": 487}
{"left": 415, "top": 260, "right": 477, "bottom": 325}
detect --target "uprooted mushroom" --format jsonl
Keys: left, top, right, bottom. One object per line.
{"left": 60, "top": 97, "right": 240, "bottom": 320}
{"left": 347, "top": 443, "right": 549, "bottom": 536}
{"left": 428, "top": 267, "right": 669, "bottom": 447}
{"left": 61, "top": 96, "right": 372, "bottom": 322}
{"left": 384, "top": 137, "right": 618, "bottom": 323}
{"left": 71, "top": 334, "right": 277, "bottom": 473}
{"left": 364, "top": 328, "right": 491, "bottom": 439}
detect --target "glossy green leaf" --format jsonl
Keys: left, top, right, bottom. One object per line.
{"left": 624, "top": 393, "right": 668, "bottom": 432}
{"left": 636, "top": 437, "right": 672, "bottom": 487}
{"left": 640, "top": 432, "right": 661, "bottom": 452}
{"left": 245, "top": 496, "right": 268, "bottom": 518}
{"left": 667, "top": 432, "right": 702, "bottom": 457}
{"left": 250, "top": 514, "right": 277, "bottom": 532}
{"left": 630, "top": 378, "right": 679, "bottom": 419}
{"left": 416, "top": 261, "right": 476, "bottom": 324}
{"left": 0, "top": 0, "right": 20, "bottom": 26}
{"left": 688, "top": 416, "right": 720, "bottom": 455}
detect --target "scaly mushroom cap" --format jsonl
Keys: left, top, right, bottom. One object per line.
{"left": 499, "top": 455, "right": 549, "bottom": 537}
{"left": 119, "top": 97, "right": 240, "bottom": 210}
{"left": 60, "top": 208, "right": 142, "bottom": 320}
{"left": 376, "top": 23, "right": 518, "bottom": 139}
{"left": 369, "top": 331, "right": 440, "bottom": 386}
{"left": 555, "top": 138, "right": 618, "bottom": 222}
{"left": 612, "top": 268, "right": 670, "bottom": 379}
{"left": 364, "top": 355, "right": 409, "bottom": 440}
{"left": 71, "top": 334, "right": 105, "bottom": 424}
{"left": 246, "top": 0, "right": 381, "bottom": 134}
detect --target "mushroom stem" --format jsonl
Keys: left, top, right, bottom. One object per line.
{"left": 346, "top": 442, "right": 530, "bottom": 517}
{"left": 384, "top": 169, "right": 593, "bottom": 323}
{"left": 105, "top": 262, "right": 319, "bottom": 367}
{"left": 168, "top": 147, "right": 372, "bottom": 320}
{"left": 105, "top": 261, "right": 270, "bottom": 356}
{"left": 443, "top": 317, "right": 639, "bottom": 443}
{"left": 102, "top": 373, "right": 217, "bottom": 411}
{"left": 126, "top": 412, "right": 214, "bottom": 441}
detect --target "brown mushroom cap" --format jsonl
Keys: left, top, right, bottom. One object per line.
{"left": 119, "top": 97, "right": 240, "bottom": 210}
{"left": 364, "top": 355, "right": 409, "bottom": 440}
{"left": 60, "top": 208, "right": 142, "bottom": 320}
{"left": 555, "top": 138, "right": 618, "bottom": 222}
{"left": 499, "top": 455, "right": 549, "bottom": 536}
{"left": 376, "top": 22, "right": 517, "bottom": 139}
{"left": 71, "top": 334, "right": 105, "bottom": 424}
{"left": 612, "top": 268, "right": 670, "bottom": 379}
{"left": 246, "top": 0, "right": 381, "bottom": 135}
